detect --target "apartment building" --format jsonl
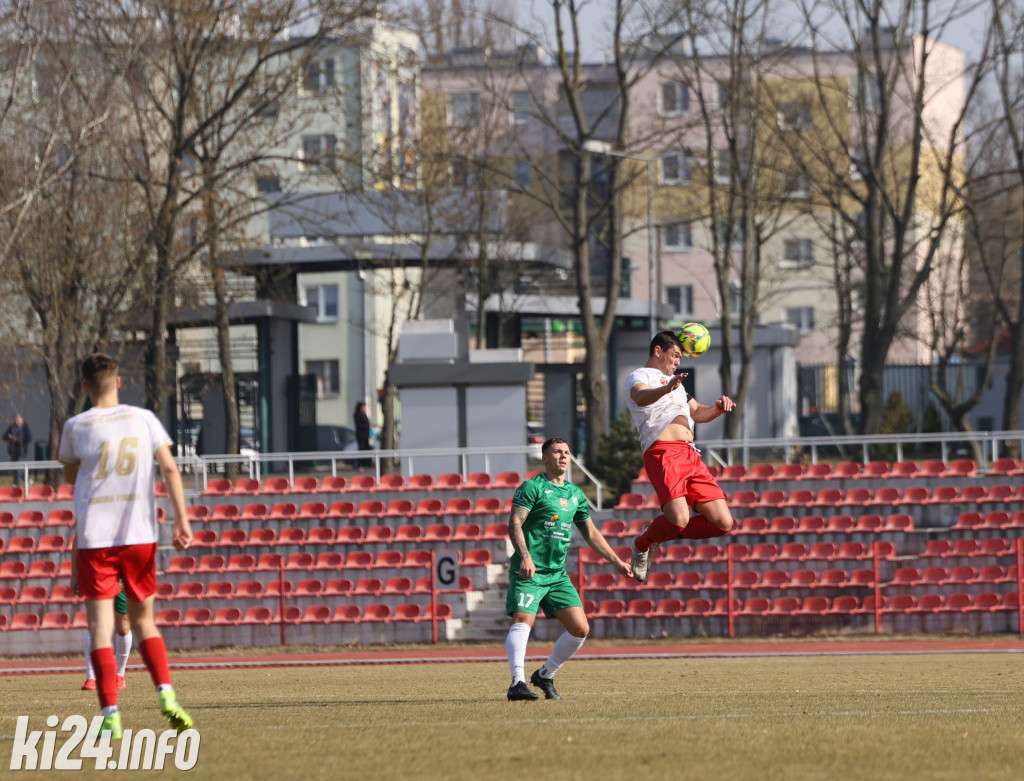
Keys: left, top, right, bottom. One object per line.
{"left": 421, "top": 34, "right": 967, "bottom": 368}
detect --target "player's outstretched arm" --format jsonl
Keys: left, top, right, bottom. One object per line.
{"left": 578, "top": 519, "right": 633, "bottom": 578}
{"left": 689, "top": 395, "right": 735, "bottom": 423}
{"left": 155, "top": 444, "right": 192, "bottom": 551}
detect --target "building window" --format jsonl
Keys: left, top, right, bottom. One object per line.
{"left": 782, "top": 238, "right": 815, "bottom": 268}
{"left": 450, "top": 158, "right": 478, "bottom": 189}
{"left": 777, "top": 101, "right": 811, "bottom": 130}
{"left": 666, "top": 285, "right": 694, "bottom": 317}
{"left": 448, "top": 92, "right": 480, "bottom": 127}
{"left": 660, "top": 81, "right": 690, "bottom": 115}
{"left": 256, "top": 99, "right": 279, "bottom": 123}
{"left": 781, "top": 170, "right": 811, "bottom": 199}
{"left": 301, "top": 135, "right": 337, "bottom": 170}
{"left": 850, "top": 145, "right": 869, "bottom": 181}
{"left": 513, "top": 159, "right": 531, "bottom": 189}
{"left": 255, "top": 173, "right": 281, "bottom": 195}
{"left": 305, "top": 359, "right": 340, "bottom": 398}
{"left": 717, "top": 81, "right": 731, "bottom": 113}
{"left": 786, "top": 306, "right": 815, "bottom": 334}
{"left": 303, "top": 284, "right": 339, "bottom": 322}
{"left": 715, "top": 148, "right": 732, "bottom": 184}
{"left": 661, "top": 151, "right": 691, "bottom": 185}
{"left": 663, "top": 221, "right": 693, "bottom": 250}
{"left": 716, "top": 217, "right": 743, "bottom": 248}
{"left": 302, "top": 58, "right": 335, "bottom": 95}
{"left": 511, "top": 90, "right": 530, "bottom": 125}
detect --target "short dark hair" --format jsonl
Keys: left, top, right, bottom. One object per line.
{"left": 649, "top": 330, "right": 681, "bottom": 356}
{"left": 81, "top": 353, "right": 118, "bottom": 392}
{"left": 541, "top": 437, "right": 570, "bottom": 456}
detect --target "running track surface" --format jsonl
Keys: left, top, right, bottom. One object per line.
{"left": 3, "top": 637, "right": 1023, "bottom": 676}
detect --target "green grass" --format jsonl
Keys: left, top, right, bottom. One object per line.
{"left": 2, "top": 653, "right": 1023, "bottom": 780}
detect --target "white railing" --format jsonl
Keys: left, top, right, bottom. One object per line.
{"left": 7, "top": 429, "right": 1024, "bottom": 511}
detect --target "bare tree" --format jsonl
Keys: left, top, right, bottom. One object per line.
{"left": 985, "top": 0, "right": 1024, "bottom": 437}
{"left": 0, "top": 2, "right": 146, "bottom": 455}
{"left": 795, "top": 0, "right": 986, "bottom": 434}
{"left": 87, "top": 0, "right": 379, "bottom": 449}
{"left": 656, "top": 0, "right": 808, "bottom": 439}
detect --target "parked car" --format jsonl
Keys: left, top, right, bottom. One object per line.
{"left": 316, "top": 424, "right": 378, "bottom": 464}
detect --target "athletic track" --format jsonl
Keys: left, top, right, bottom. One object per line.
{"left": 3, "top": 637, "right": 1023, "bottom": 676}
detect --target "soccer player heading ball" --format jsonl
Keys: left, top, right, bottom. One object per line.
{"left": 624, "top": 330, "right": 737, "bottom": 582}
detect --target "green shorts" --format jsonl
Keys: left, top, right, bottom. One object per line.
{"left": 114, "top": 580, "right": 127, "bottom": 615}
{"left": 506, "top": 569, "right": 583, "bottom": 618}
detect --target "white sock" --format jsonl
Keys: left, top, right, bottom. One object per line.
{"left": 115, "top": 630, "right": 132, "bottom": 676}
{"left": 540, "top": 631, "right": 587, "bottom": 678}
{"left": 84, "top": 631, "right": 95, "bottom": 679}
{"left": 505, "top": 622, "right": 532, "bottom": 684}
{"left": 101, "top": 705, "right": 119, "bottom": 717}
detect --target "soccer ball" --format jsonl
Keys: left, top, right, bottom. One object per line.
{"left": 677, "top": 323, "right": 711, "bottom": 358}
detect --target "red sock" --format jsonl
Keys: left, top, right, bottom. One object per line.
{"left": 90, "top": 647, "right": 117, "bottom": 708}
{"left": 138, "top": 637, "right": 172, "bottom": 689}
{"left": 677, "top": 514, "right": 729, "bottom": 540}
{"left": 635, "top": 515, "right": 683, "bottom": 552}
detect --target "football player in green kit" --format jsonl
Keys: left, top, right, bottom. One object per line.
{"left": 504, "top": 437, "right": 632, "bottom": 701}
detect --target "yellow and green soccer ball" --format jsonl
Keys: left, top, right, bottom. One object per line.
{"left": 677, "top": 322, "right": 711, "bottom": 358}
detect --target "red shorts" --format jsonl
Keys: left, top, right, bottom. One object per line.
{"left": 644, "top": 440, "right": 726, "bottom": 509}
{"left": 77, "top": 543, "right": 157, "bottom": 601}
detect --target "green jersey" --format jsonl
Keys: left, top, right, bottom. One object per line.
{"left": 510, "top": 473, "right": 590, "bottom": 573}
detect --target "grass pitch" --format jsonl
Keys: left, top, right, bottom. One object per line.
{"left": 2, "top": 652, "right": 1023, "bottom": 780}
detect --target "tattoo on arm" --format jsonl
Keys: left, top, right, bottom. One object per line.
{"left": 508, "top": 506, "right": 531, "bottom": 558}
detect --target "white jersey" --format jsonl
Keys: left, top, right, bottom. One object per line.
{"left": 57, "top": 405, "right": 171, "bottom": 549}
{"left": 625, "top": 367, "right": 696, "bottom": 452}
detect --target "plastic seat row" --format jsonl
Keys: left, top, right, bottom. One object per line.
{"left": 583, "top": 566, "right": 881, "bottom": 594}
{"left": 950, "top": 511, "right": 1024, "bottom": 531}
{"left": 920, "top": 537, "right": 1021, "bottom": 558}
{"left": 189, "top": 497, "right": 511, "bottom": 522}
{"left": 0, "top": 509, "right": 75, "bottom": 528}
{"left": 165, "top": 548, "right": 494, "bottom": 576}
{"left": 587, "top": 590, "right": 1021, "bottom": 620}
{"left": 889, "top": 564, "right": 1023, "bottom": 587}
{"left": 186, "top": 523, "right": 508, "bottom": 550}
{"left": 0, "top": 484, "right": 74, "bottom": 503}
{"left": 701, "top": 459, "right": 984, "bottom": 484}
{"left": 153, "top": 602, "right": 453, "bottom": 627}
{"left": 580, "top": 540, "right": 896, "bottom": 567}
{"left": 157, "top": 574, "right": 473, "bottom": 600}
{"left": 0, "top": 603, "right": 457, "bottom": 631}
{"left": 198, "top": 471, "right": 526, "bottom": 497}
{"left": 0, "top": 560, "right": 72, "bottom": 581}
{"left": 0, "top": 535, "right": 71, "bottom": 555}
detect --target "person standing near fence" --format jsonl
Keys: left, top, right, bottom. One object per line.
{"left": 504, "top": 437, "right": 632, "bottom": 701}
{"left": 625, "top": 330, "right": 737, "bottom": 583}
{"left": 59, "top": 353, "right": 195, "bottom": 738}
{"left": 4, "top": 413, "right": 31, "bottom": 485}
{"left": 353, "top": 400, "right": 372, "bottom": 470}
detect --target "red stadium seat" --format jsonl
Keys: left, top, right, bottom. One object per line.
{"left": 260, "top": 477, "right": 291, "bottom": 495}
{"left": 377, "top": 474, "right": 406, "bottom": 492}
{"left": 803, "top": 463, "right": 832, "bottom": 480}
{"left": 434, "top": 473, "right": 462, "bottom": 491}
{"left": 240, "top": 605, "right": 272, "bottom": 626}
{"left": 290, "top": 476, "right": 319, "bottom": 494}
{"left": 318, "top": 476, "right": 348, "bottom": 493}
{"left": 405, "top": 474, "right": 434, "bottom": 492}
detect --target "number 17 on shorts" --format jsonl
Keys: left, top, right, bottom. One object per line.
{"left": 10, "top": 715, "right": 200, "bottom": 771}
